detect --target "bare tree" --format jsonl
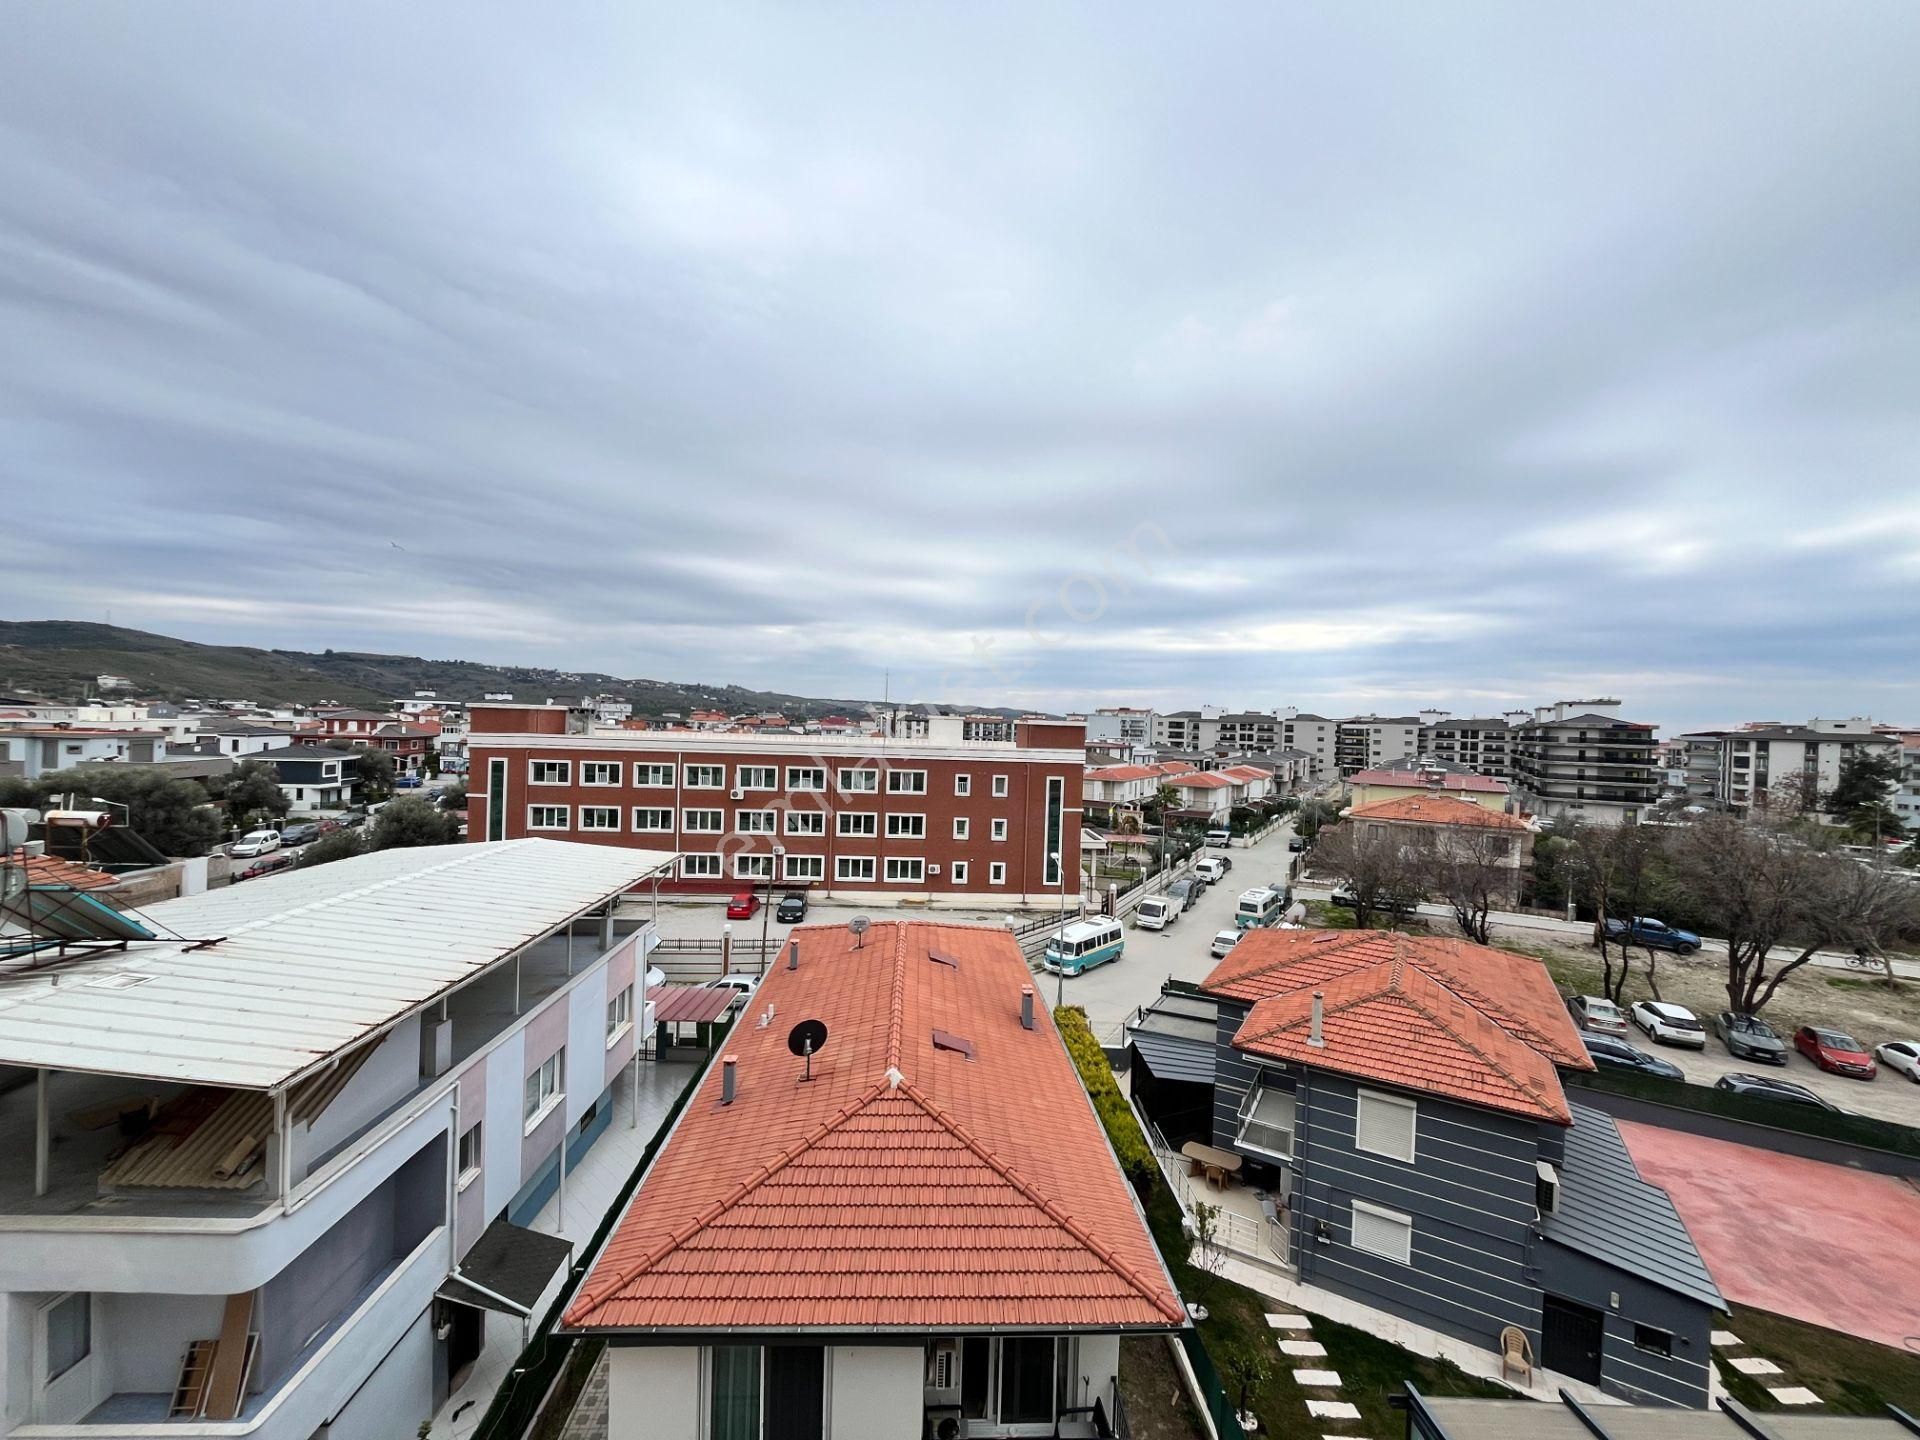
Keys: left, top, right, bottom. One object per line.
{"left": 1421, "top": 825, "right": 1518, "bottom": 946}
{"left": 1565, "top": 821, "right": 1669, "bottom": 1004}
{"left": 1313, "top": 821, "right": 1425, "bottom": 932}
{"left": 1670, "top": 815, "right": 1920, "bottom": 1015}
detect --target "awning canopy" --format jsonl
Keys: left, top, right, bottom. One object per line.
{"left": 649, "top": 984, "right": 738, "bottom": 1026}
{"left": 1129, "top": 1028, "right": 1217, "bottom": 1085}
{"left": 438, "top": 1216, "right": 574, "bottom": 1317}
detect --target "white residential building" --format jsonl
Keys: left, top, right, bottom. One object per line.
{"left": 1677, "top": 718, "right": 1900, "bottom": 817}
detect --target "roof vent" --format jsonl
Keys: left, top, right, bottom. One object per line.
{"left": 86, "top": 972, "right": 154, "bottom": 990}
{"left": 1021, "top": 986, "right": 1035, "bottom": 1031}
{"left": 927, "top": 948, "right": 959, "bottom": 968}
{"left": 931, "top": 1029, "right": 975, "bottom": 1059}
{"left": 721, "top": 1055, "right": 738, "bottom": 1105}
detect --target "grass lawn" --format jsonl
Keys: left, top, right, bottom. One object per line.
{"left": 1716, "top": 1305, "right": 1920, "bottom": 1416}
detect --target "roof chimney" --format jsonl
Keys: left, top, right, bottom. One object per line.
{"left": 1020, "top": 986, "right": 1035, "bottom": 1031}
{"left": 787, "top": 939, "right": 799, "bottom": 971}
{"left": 721, "top": 1055, "right": 738, "bottom": 1104}
{"left": 1309, "top": 992, "right": 1325, "bottom": 1048}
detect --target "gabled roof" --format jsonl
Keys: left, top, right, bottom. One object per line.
{"left": 565, "top": 921, "right": 1184, "bottom": 1334}
{"left": 1201, "top": 930, "right": 1590, "bottom": 1070}
{"left": 1218, "top": 765, "right": 1271, "bottom": 783}
{"left": 1350, "top": 766, "right": 1509, "bottom": 794}
{"left": 1085, "top": 764, "right": 1161, "bottom": 782}
{"left": 1348, "top": 795, "right": 1530, "bottom": 830}
{"left": 1169, "top": 772, "right": 1233, "bottom": 789}
{"left": 1233, "top": 957, "right": 1572, "bottom": 1124}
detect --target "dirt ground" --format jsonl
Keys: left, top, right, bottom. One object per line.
{"left": 1117, "top": 1336, "right": 1206, "bottom": 1440}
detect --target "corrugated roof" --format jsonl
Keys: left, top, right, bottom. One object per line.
{"left": 0, "top": 840, "right": 675, "bottom": 1090}
{"left": 1128, "top": 1027, "right": 1217, "bottom": 1085}
{"left": 565, "top": 920, "right": 1185, "bottom": 1334}
{"left": 649, "top": 984, "right": 737, "bottom": 1026}
{"left": 1542, "top": 1103, "right": 1725, "bottom": 1310}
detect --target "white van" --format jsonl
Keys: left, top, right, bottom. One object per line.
{"left": 1206, "top": 826, "right": 1233, "bottom": 845}
{"left": 1193, "top": 857, "right": 1228, "bottom": 885}
{"left": 1135, "top": 896, "right": 1176, "bottom": 931}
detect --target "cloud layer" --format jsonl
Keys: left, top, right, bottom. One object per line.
{"left": 3, "top": 5, "right": 1917, "bottom": 732}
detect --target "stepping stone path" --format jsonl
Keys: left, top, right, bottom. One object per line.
{"left": 1711, "top": 1327, "right": 1823, "bottom": 1410}
{"left": 1278, "top": 1339, "right": 1327, "bottom": 1357}
{"left": 1267, "top": 1312, "right": 1367, "bottom": 1435}
{"left": 1728, "top": 1356, "right": 1782, "bottom": 1376}
{"left": 1293, "top": 1370, "right": 1343, "bottom": 1388}
{"left": 1768, "top": 1387, "right": 1822, "bottom": 1406}
{"left": 1265, "top": 1314, "right": 1313, "bottom": 1329}
{"left": 1710, "top": 1330, "right": 1741, "bottom": 1347}
{"left": 1306, "top": 1400, "right": 1361, "bottom": 1421}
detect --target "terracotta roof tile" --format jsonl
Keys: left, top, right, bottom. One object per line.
{"left": 567, "top": 921, "right": 1184, "bottom": 1333}
{"left": 1347, "top": 795, "right": 1530, "bottom": 830}
{"left": 1349, "top": 767, "right": 1508, "bottom": 793}
{"left": 1234, "top": 958, "right": 1573, "bottom": 1124}
{"left": 1201, "top": 929, "right": 1591, "bottom": 1071}
{"left": 7, "top": 849, "right": 117, "bottom": 892}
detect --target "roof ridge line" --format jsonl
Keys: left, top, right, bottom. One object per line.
{"left": 885, "top": 917, "right": 907, "bottom": 1070}
{"left": 1391, "top": 985, "right": 1566, "bottom": 1116}
{"left": 569, "top": 1077, "right": 893, "bottom": 1322}
{"left": 897, "top": 1080, "right": 1185, "bottom": 1323}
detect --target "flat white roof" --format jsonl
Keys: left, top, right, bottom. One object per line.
{"left": 0, "top": 839, "right": 675, "bottom": 1090}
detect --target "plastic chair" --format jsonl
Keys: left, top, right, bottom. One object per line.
{"left": 1499, "top": 1326, "right": 1534, "bottom": 1387}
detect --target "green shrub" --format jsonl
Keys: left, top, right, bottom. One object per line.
{"left": 1054, "top": 1005, "right": 1156, "bottom": 1184}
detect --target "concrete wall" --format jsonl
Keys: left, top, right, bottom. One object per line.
{"left": 519, "top": 1000, "right": 571, "bottom": 1179}
{"left": 1535, "top": 1242, "right": 1713, "bottom": 1407}
{"left": 608, "top": 1346, "right": 700, "bottom": 1440}
{"left": 323, "top": 1309, "right": 436, "bottom": 1440}
{"left": 99, "top": 1292, "right": 225, "bottom": 1394}
{"left": 827, "top": 1345, "right": 922, "bottom": 1439}
{"left": 301, "top": 1019, "right": 424, "bottom": 1175}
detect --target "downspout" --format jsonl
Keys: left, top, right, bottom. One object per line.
{"left": 274, "top": 1088, "right": 292, "bottom": 1213}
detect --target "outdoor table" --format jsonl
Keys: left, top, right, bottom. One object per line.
{"left": 1179, "top": 1141, "right": 1243, "bottom": 1188}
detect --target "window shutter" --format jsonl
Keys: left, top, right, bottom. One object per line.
{"left": 1355, "top": 1091, "right": 1416, "bottom": 1162}
{"left": 1350, "top": 1203, "right": 1412, "bottom": 1264}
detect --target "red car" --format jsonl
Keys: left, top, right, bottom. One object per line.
{"left": 1794, "top": 1025, "right": 1876, "bottom": 1080}
{"left": 725, "top": 890, "right": 759, "bottom": 920}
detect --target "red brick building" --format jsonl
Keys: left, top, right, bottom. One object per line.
{"left": 467, "top": 704, "right": 1084, "bottom": 902}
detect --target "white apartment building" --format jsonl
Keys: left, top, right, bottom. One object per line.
{"left": 1085, "top": 708, "right": 1156, "bottom": 746}
{"left": 1679, "top": 718, "right": 1902, "bottom": 817}
{"left": 1333, "top": 715, "right": 1424, "bottom": 777}
{"left": 0, "top": 840, "right": 679, "bottom": 1440}
{"left": 1895, "top": 732, "right": 1920, "bottom": 832}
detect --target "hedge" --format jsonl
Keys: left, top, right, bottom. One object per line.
{"left": 1054, "top": 1004, "right": 1157, "bottom": 1184}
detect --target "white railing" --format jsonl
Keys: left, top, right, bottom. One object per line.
{"left": 1132, "top": 1099, "right": 1289, "bottom": 1268}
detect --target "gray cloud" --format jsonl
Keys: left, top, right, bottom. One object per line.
{"left": 2, "top": 3, "right": 1918, "bottom": 733}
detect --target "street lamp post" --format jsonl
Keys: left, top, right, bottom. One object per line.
{"left": 762, "top": 844, "right": 784, "bottom": 974}
{"left": 1050, "top": 850, "right": 1069, "bottom": 1010}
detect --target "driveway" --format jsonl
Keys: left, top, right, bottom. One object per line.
{"left": 1618, "top": 1120, "right": 1920, "bottom": 1351}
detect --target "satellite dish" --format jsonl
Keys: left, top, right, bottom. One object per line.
{"left": 848, "top": 915, "right": 871, "bottom": 949}
{"left": 788, "top": 1019, "right": 829, "bottom": 1081}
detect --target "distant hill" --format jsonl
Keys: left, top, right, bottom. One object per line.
{"left": 0, "top": 621, "right": 886, "bottom": 718}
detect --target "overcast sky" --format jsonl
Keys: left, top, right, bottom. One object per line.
{"left": 3, "top": 6, "right": 1917, "bottom": 732}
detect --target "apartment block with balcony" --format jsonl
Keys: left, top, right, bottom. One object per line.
{"left": 466, "top": 705, "right": 1085, "bottom": 904}
{"left": 1676, "top": 719, "right": 1901, "bottom": 818}
{"left": 1334, "top": 717, "right": 1424, "bottom": 778}
{"left": 1510, "top": 703, "right": 1659, "bottom": 826}
{"left": 1278, "top": 712, "right": 1336, "bottom": 778}
{"left": 1422, "top": 718, "right": 1514, "bottom": 780}
{"left": 0, "top": 840, "right": 679, "bottom": 1440}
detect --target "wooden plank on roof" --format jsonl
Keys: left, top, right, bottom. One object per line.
{"left": 201, "top": 1292, "right": 254, "bottom": 1420}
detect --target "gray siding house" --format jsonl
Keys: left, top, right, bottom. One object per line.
{"left": 1136, "top": 930, "right": 1722, "bottom": 1408}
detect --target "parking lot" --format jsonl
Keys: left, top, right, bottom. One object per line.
{"left": 1624, "top": 1023, "right": 1920, "bottom": 1126}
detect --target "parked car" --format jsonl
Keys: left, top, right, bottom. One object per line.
{"left": 1713, "top": 1073, "right": 1836, "bottom": 1110}
{"left": 394, "top": 774, "right": 424, "bottom": 789}
{"left": 1714, "top": 1011, "right": 1788, "bottom": 1065}
{"left": 337, "top": 811, "right": 367, "bottom": 829}
{"left": 233, "top": 851, "right": 297, "bottom": 882}
{"left": 775, "top": 890, "right": 809, "bottom": 923}
{"left": 277, "top": 822, "right": 322, "bottom": 847}
{"left": 702, "top": 973, "right": 759, "bottom": 1012}
{"left": 229, "top": 828, "right": 283, "bottom": 858}
{"left": 1192, "top": 858, "right": 1227, "bottom": 886}
{"left": 1215, "top": 853, "right": 1232, "bottom": 874}
{"left": 1874, "top": 1040, "right": 1920, "bottom": 1083}
{"left": 1630, "top": 1001, "right": 1707, "bottom": 1049}
{"left": 1566, "top": 995, "right": 1629, "bottom": 1036}
{"left": 1794, "top": 1025, "right": 1876, "bottom": 1080}
{"left": 1206, "top": 827, "right": 1232, "bottom": 845}
{"left": 1601, "top": 916, "right": 1701, "bottom": 954}
{"left": 1134, "top": 896, "right": 1176, "bottom": 931}
{"left": 1210, "top": 928, "right": 1243, "bottom": 960}
{"left": 1165, "top": 879, "right": 1201, "bottom": 912}
{"left": 1582, "top": 1033, "right": 1684, "bottom": 1080}
{"left": 1287, "top": 835, "right": 1307, "bottom": 852}
{"left": 726, "top": 890, "right": 760, "bottom": 920}
{"left": 1328, "top": 889, "right": 1416, "bottom": 918}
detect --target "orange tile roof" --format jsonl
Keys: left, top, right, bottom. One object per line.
{"left": 1201, "top": 929, "right": 1591, "bottom": 1070}
{"left": 567, "top": 921, "right": 1184, "bottom": 1334}
{"left": 1085, "top": 764, "right": 1160, "bottom": 781}
{"left": 1350, "top": 767, "right": 1508, "bottom": 794}
{"left": 1234, "top": 957, "right": 1573, "bottom": 1124}
{"left": 1219, "top": 766, "right": 1270, "bottom": 783}
{"left": 9, "top": 849, "right": 117, "bottom": 891}
{"left": 1170, "top": 772, "right": 1232, "bottom": 789}
{"left": 1347, "top": 794, "right": 1530, "bottom": 830}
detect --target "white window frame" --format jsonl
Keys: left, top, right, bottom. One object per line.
{"left": 950, "top": 861, "right": 969, "bottom": 885}
{"left": 990, "top": 861, "right": 1007, "bottom": 886}
{"left": 954, "top": 773, "right": 972, "bottom": 797}
{"left": 734, "top": 854, "right": 774, "bottom": 880}
{"left": 527, "top": 804, "right": 570, "bottom": 831}
{"left": 683, "top": 809, "right": 724, "bottom": 834}
{"left": 784, "top": 854, "right": 825, "bottom": 881}
{"left": 580, "top": 760, "right": 622, "bottom": 787}
{"left": 1235, "top": 1081, "right": 1296, "bottom": 1161}
{"left": 836, "top": 855, "right": 876, "bottom": 882}
{"left": 886, "top": 813, "right": 926, "bottom": 839}
{"left": 837, "top": 811, "right": 877, "bottom": 837}
{"left": 634, "top": 762, "right": 676, "bottom": 787}
{"left": 991, "top": 818, "right": 1009, "bottom": 841}
{"left": 578, "top": 805, "right": 620, "bottom": 832}
{"left": 785, "top": 810, "right": 826, "bottom": 835}
{"left": 737, "top": 765, "right": 776, "bottom": 791}
{"left": 786, "top": 766, "right": 826, "bottom": 792}
{"left": 952, "top": 817, "right": 970, "bottom": 840}
{"left": 685, "top": 764, "right": 726, "bottom": 789}
{"left": 633, "top": 807, "right": 674, "bottom": 833}
{"left": 885, "top": 857, "right": 925, "bottom": 884}
{"left": 1350, "top": 1199, "right": 1413, "bottom": 1265}
{"left": 838, "top": 767, "right": 879, "bottom": 793}
{"left": 681, "top": 854, "right": 721, "bottom": 879}
{"left": 736, "top": 810, "right": 777, "bottom": 835}
{"left": 606, "top": 986, "right": 634, "bottom": 1047}
{"left": 886, "top": 769, "right": 928, "bottom": 794}
{"left": 35, "top": 1291, "right": 94, "bottom": 1420}
{"left": 523, "top": 1049, "right": 565, "bottom": 1133}
{"left": 528, "top": 760, "right": 571, "bottom": 785}
{"left": 456, "top": 1121, "right": 483, "bottom": 1189}
{"left": 1354, "top": 1089, "right": 1418, "bottom": 1164}
{"left": 992, "top": 774, "right": 1010, "bottom": 797}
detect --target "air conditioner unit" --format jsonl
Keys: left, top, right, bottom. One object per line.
{"left": 926, "top": 1340, "right": 958, "bottom": 1392}
{"left": 729, "top": 788, "right": 745, "bottom": 800}
{"left": 1535, "top": 1160, "right": 1560, "bottom": 1216}
{"left": 926, "top": 863, "right": 941, "bottom": 875}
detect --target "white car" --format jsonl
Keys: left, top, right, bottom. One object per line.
{"left": 229, "top": 829, "right": 283, "bottom": 858}
{"left": 1630, "top": 1000, "right": 1708, "bottom": 1049}
{"left": 1134, "top": 896, "right": 1176, "bottom": 931}
{"left": 1875, "top": 1040, "right": 1920, "bottom": 1083}
{"left": 1210, "top": 929, "right": 1242, "bottom": 959}
{"left": 703, "top": 974, "right": 759, "bottom": 1012}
